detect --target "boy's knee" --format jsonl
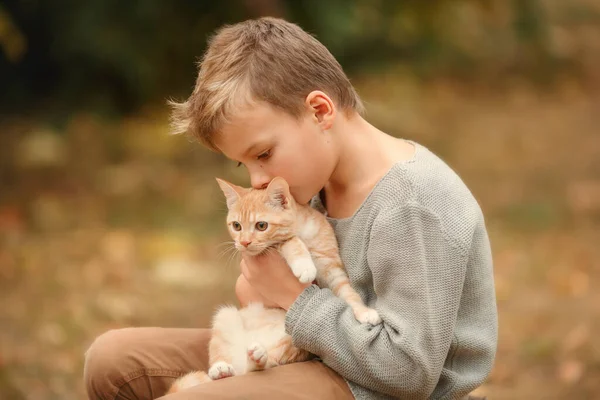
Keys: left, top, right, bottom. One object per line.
{"left": 83, "top": 328, "right": 137, "bottom": 400}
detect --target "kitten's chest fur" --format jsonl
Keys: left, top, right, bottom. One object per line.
{"left": 292, "top": 205, "right": 336, "bottom": 251}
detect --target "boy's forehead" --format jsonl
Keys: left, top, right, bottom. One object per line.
{"left": 215, "top": 103, "right": 285, "bottom": 155}
{"left": 229, "top": 101, "right": 283, "bottom": 130}
{"left": 215, "top": 124, "right": 271, "bottom": 159}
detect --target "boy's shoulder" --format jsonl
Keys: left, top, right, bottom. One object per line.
{"left": 369, "top": 141, "right": 485, "bottom": 246}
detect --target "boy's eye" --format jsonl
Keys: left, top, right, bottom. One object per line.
{"left": 255, "top": 221, "right": 268, "bottom": 231}
{"left": 257, "top": 150, "right": 271, "bottom": 160}
{"left": 231, "top": 221, "right": 242, "bottom": 231}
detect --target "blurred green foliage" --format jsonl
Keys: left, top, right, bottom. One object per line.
{"left": 2, "top": 0, "right": 599, "bottom": 117}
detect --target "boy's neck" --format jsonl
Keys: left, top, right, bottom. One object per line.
{"left": 323, "top": 113, "right": 414, "bottom": 218}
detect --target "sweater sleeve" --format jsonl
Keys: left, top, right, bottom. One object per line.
{"left": 285, "top": 202, "right": 469, "bottom": 398}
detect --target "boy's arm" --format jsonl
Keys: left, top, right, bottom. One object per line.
{"left": 285, "top": 203, "right": 492, "bottom": 398}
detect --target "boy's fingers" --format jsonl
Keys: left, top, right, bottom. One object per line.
{"left": 240, "top": 259, "right": 251, "bottom": 280}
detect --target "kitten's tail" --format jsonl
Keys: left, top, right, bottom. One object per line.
{"left": 167, "top": 371, "right": 212, "bottom": 394}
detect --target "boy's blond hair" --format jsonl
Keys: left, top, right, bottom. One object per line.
{"left": 170, "top": 17, "right": 364, "bottom": 151}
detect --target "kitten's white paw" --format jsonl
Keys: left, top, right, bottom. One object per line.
{"left": 247, "top": 342, "right": 268, "bottom": 368}
{"left": 290, "top": 258, "right": 317, "bottom": 283}
{"left": 297, "top": 268, "right": 317, "bottom": 283}
{"left": 356, "top": 308, "right": 382, "bottom": 325}
{"left": 208, "top": 361, "right": 235, "bottom": 380}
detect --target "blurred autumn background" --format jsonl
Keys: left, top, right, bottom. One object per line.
{"left": 1, "top": 0, "right": 599, "bottom": 399}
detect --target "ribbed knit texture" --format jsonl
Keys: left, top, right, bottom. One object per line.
{"left": 285, "top": 141, "right": 498, "bottom": 399}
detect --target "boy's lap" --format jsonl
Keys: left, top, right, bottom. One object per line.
{"left": 157, "top": 360, "right": 354, "bottom": 400}
{"left": 85, "top": 327, "right": 351, "bottom": 400}
{"left": 86, "top": 327, "right": 484, "bottom": 399}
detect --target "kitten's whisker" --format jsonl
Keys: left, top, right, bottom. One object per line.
{"left": 216, "top": 243, "right": 234, "bottom": 254}
{"left": 225, "top": 250, "right": 240, "bottom": 270}
{"left": 264, "top": 246, "right": 278, "bottom": 257}
{"left": 217, "top": 246, "right": 237, "bottom": 262}
{"left": 216, "top": 241, "right": 236, "bottom": 252}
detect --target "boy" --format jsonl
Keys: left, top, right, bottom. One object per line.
{"left": 84, "top": 17, "right": 497, "bottom": 400}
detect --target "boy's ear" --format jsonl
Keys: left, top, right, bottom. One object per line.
{"left": 216, "top": 178, "right": 248, "bottom": 209}
{"left": 266, "top": 177, "right": 291, "bottom": 209}
{"left": 305, "top": 90, "right": 335, "bottom": 130}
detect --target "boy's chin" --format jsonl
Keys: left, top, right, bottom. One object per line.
{"left": 290, "top": 189, "right": 317, "bottom": 206}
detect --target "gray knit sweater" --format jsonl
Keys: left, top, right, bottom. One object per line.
{"left": 285, "top": 141, "right": 498, "bottom": 399}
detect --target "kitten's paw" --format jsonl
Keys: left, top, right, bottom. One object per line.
{"left": 297, "top": 267, "right": 317, "bottom": 284}
{"left": 290, "top": 259, "right": 317, "bottom": 283}
{"left": 247, "top": 342, "right": 268, "bottom": 368}
{"left": 356, "top": 308, "right": 382, "bottom": 325}
{"left": 208, "top": 361, "right": 235, "bottom": 380}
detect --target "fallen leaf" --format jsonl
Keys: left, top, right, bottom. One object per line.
{"left": 557, "top": 359, "right": 584, "bottom": 385}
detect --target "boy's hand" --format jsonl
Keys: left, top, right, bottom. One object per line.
{"left": 240, "top": 251, "right": 311, "bottom": 310}
{"left": 235, "top": 274, "right": 280, "bottom": 308}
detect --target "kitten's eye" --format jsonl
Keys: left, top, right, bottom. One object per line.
{"left": 231, "top": 221, "right": 242, "bottom": 231}
{"left": 255, "top": 221, "right": 268, "bottom": 231}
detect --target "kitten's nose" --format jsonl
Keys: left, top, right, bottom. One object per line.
{"left": 240, "top": 240, "right": 252, "bottom": 247}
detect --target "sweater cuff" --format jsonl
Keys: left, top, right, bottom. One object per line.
{"left": 285, "top": 284, "right": 320, "bottom": 335}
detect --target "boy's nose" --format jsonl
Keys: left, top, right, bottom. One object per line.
{"left": 250, "top": 173, "right": 271, "bottom": 190}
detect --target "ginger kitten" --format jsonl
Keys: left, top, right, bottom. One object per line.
{"left": 168, "top": 177, "right": 380, "bottom": 394}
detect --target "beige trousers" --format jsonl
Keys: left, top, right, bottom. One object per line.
{"left": 83, "top": 327, "right": 354, "bottom": 400}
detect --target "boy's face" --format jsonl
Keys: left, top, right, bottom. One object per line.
{"left": 214, "top": 101, "right": 337, "bottom": 204}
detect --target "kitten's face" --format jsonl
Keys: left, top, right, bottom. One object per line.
{"left": 217, "top": 177, "right": 297, "bottom": 256}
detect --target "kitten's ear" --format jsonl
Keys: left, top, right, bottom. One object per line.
{"left": 216, "top": 178, "right": 248, "bottom": 209}
{"left": 266, "top": 177, "right": 291, "bottom": 209}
